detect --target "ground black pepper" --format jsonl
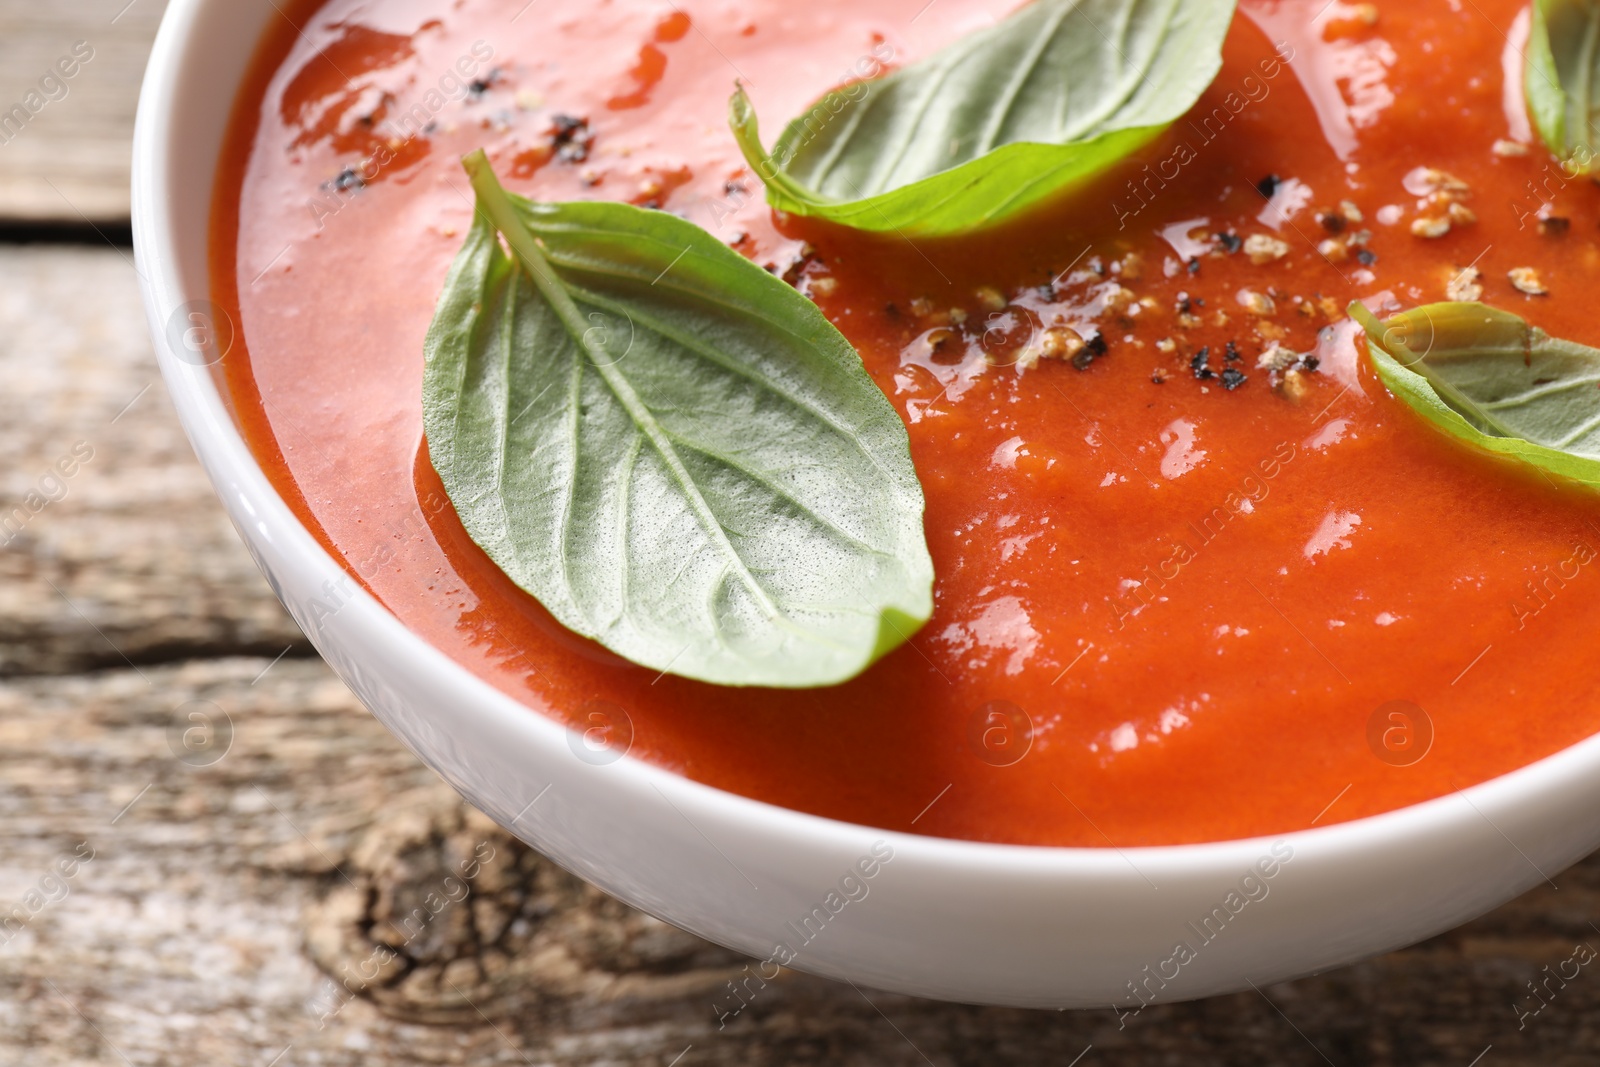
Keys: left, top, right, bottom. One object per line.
{"left": 550, "top": 114, "right": 593, "bottom": 163}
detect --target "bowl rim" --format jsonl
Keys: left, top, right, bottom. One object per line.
{"left": 128, "top": 0, "right": 1600, "bottom": 886}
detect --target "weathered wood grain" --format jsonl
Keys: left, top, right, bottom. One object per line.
{"left": 0, "top": 247, "right": 310, "bottom": 675}
{"left": 0, "top": 0, "right": 167, "bottom": 224}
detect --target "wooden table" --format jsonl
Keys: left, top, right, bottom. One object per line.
{"left": 3, "top": 4, "right": 1598, "bottom": 1063}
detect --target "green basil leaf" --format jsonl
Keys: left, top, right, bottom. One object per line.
{"left": 1526, "top": 0, "right": 1600, "bottom": 172}
{"left": 729, "top": 0, "right": 1237, "bottom": 237}
{"left": 1352, "top": 300, "right": 1600, "bottom": 489}
{"left": 422, "top": 152, "right": 934, "bottom": 688}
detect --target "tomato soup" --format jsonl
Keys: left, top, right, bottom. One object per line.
{"left": 213, "top": 0, "right": 1600, "bottom": 846}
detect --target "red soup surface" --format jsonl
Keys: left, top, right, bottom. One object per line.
{"left": 214, "top": 0, "right": 1600, "bottom": 846}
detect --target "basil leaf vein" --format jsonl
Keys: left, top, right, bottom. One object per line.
{"left": 423, "top": 152, "right": 934, "bottom": 688}
{"left": 730, "top": 0, "right": 1237, "bottom": 236}
{"left": 1527, "top": 0, "right": 1600, "bottom": 171}
{"left": 1353, "top": 300, "right": 1600, "bottom": 488}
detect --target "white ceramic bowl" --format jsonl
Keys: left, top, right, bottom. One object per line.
{"left": 132, "top": 0, "right": 1600, "bottom": 1010}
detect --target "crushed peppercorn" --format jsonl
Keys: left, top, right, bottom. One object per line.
{"left": 550, "top": 114, "right": 593, "bottom": 162}
{"left": 1073, "top": 334, "right": 1108, "bottom": 371}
